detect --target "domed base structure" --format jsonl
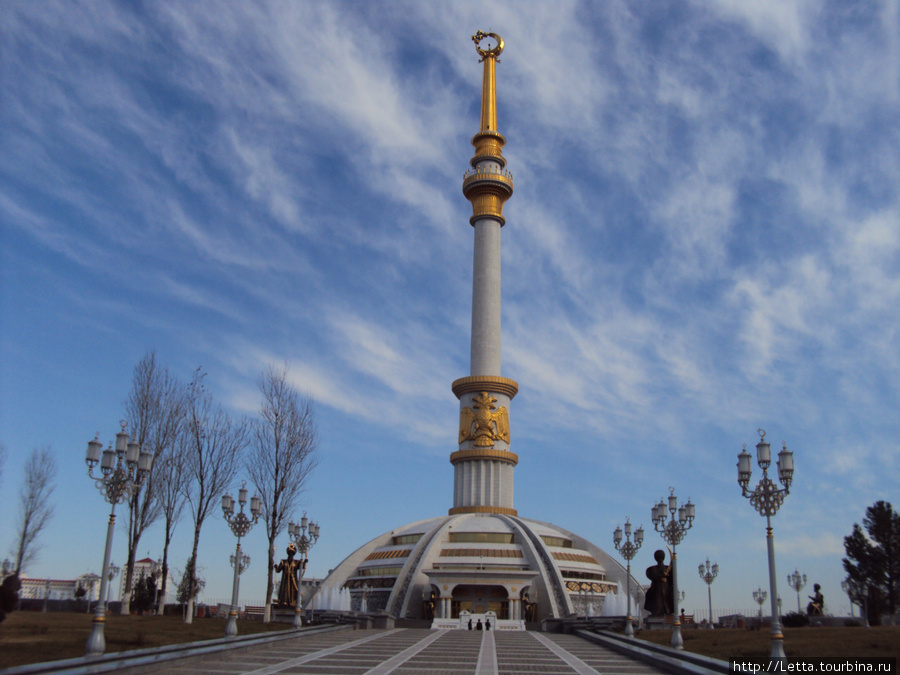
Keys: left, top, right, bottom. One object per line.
{"left": 312, "top": 513, "right": 640, "bottom": 624}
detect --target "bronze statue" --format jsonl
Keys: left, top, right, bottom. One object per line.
{"left": 522, "top": 592, "right": 537, "bottom": 622}
{"left": 644, "top": 549, "right": 674, "bottom": 617}
{"left": 806, "top": 583, "right": 824, "bottom": 616}
{"left": 423, "top": 590, "right": 436, "bottom": 620}
{"left": 0, "top": 574, "right": 21, "bottom": 624}
{"left": 274, "top": 543, "right": 301, "bottom": 608}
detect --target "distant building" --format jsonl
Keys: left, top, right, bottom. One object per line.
{"left": 118, "top": 558, "right": 174, "bottom": 604}
{"left": 18, "top": 573, "right": 102, "bottom": 602}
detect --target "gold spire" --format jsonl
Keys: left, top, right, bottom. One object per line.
{"left": 474, "top": 31, "right": 504, "bottom": 132}
{"left": 463, "top": 31, "right": 514, "bottom": 226}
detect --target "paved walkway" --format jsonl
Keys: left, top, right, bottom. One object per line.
{"left": 126, "top": 628, "right": 667, "bottom": 675}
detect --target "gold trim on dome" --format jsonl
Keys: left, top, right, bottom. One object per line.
{"left": 452, "top": 376, "right": 519, "bottom": 400}
{"left": 449, "top": 505, "right": 518, "bottom": 516}
{"left": 565, "top": 581, "right": 616, "bottom": 594}
{"left": 450, "top": 448, "right": 518, "bottom": 466}
{"left": 552, "top": 551, "right": 599, "bottom": 565}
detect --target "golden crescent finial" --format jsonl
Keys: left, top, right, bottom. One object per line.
{"left": 472, "top": 31, "right": 504, "bottom": 61}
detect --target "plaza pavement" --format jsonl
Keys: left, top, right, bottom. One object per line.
{"left": 119, "top": 627, "right": 669, "bottom": 675}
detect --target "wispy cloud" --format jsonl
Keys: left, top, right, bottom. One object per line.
{"left": 2, "top": 0, "right": 899, "bottom": 614}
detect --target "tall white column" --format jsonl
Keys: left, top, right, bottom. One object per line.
{"left": 471, "top": 218, "right": 502, "bottom": 376}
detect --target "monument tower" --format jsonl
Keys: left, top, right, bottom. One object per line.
{"left": 452, "top": 31, "right": 518, "bottom": 517}
{"left": 313, "top": 33, "right": 638, "bottom": 626}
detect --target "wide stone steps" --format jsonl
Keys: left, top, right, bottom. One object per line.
{"left": 117, "top": 628, "right": 667, "bottom": 675}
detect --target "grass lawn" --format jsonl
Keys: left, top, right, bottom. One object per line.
{"left": 0, "top": 611, "right": 291, "bottom": 669}
{"left": 635, "top": 625, "right": 900, "bottom": 660}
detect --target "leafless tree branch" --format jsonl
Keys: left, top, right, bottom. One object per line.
{"left": 180, "top": 368, "right": 247, "bottom": 623}
{"left": 11, "top": 446, "right": 56, "bottom": 574}
{"left": 120, "top": 351, "right": 186, "bottom": 614}
{"left": 246, "top": 363, "right": 319, "bottom": 621}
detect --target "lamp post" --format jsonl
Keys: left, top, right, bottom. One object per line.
{"left": 222, "top": 483, "right": 261, "bottom": 638}
{"left": 230, "top": 551, "right": 251, "bottom": 616}
{"left": 148, "top": 557, "right": 162, "bottom": 614}
{"left": 842, "top": 578, "right": 868, "bottom": 625}
{"left": 787, "top": 569, "right": 807, "bottom": 614}
{"left": 105, "top": 562, "right": 120, "bottom": 606}
{"left": 841, "top": 580, "right": 852, "bottom": 618}
{"left": 753, "top": 587, "right": 768, "bottom": 622}
{"left": 651, "top": 488, "right": 695, "bottom": 650}
{"left": 698, "top": 558, "right": 719, "bottom": 628}
{"left": 287, "top": 514, "right": 320, "bottom": 628}
{"left": 84, "top": 423, "right": 153, "bottom": 656}
{"left": 737, "top": 428, "right": 793, "bottom": 659}
{"left": 614, "top": 517, "right": 644, "bottom": 637}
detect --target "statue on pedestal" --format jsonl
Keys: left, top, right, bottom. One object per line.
{"left": 423, "top": 590, "right": 436, "bottom": 620}
{"left": 274, "top": 543, "right": 301, "bottom": 608}
{"left": 807, "top": 583, "right": 824, "bottom": 616}
{"left": 644, "top": 549, "right": 673, "bottom": 617}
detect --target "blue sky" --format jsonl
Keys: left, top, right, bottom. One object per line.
{"left": 1, "top": 1, "right": 898, "bottom": 618}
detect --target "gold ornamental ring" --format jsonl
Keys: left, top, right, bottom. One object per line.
{"left": 473, "top": 31, "right": 504, "bottom": 58}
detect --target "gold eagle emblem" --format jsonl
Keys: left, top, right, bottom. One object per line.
{"left": 459, "top": 391, "right": 510, "bottom": 447}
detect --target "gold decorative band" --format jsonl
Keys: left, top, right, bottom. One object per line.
{"left": 471, "top": 131, "right": 507, "bottom": 163}
{"left": 449, "top": 505, "right": 518, "bottom": 516}
{"left": 450, "top": 448, "right": 518, "bottom": 466}
{"left": 452, "top": 375, "right": 519, "bottom": 400}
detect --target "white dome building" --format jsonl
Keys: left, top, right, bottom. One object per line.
{"left": 312, "top": 33, "right": 640, "bottom": 626}
{"left": 319, "top": 513, "right": 629, "bottom": 624}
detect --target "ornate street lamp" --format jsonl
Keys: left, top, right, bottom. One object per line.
{"left": 787, "top": 569, "right": 807, "bottom": 614}
{"left": 698, "top": 558, "right": 719, "bottom": 628}
{"left": 84, "top": 423, "right": 153, "bottom": 656}
{"left": 287, "top": 514, "right": 320, "bottom": 628}
{"left": 737, "top": 429, "right": 793, "bottom": 659}
{"left": 651, "top": 488, "right": 695, "bottom": 650}
{"left": 753, "top": 587, "right": 768, "bottom": 622}
{"left": 614, "top": 517, "right": 643, "bottom": 637}
{"left": 231, "top": 552, "right": 251, "bottom": 574}
{"left": 222, "top": 482, "right": 261, "bottom": 637}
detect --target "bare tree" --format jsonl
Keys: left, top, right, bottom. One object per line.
{"left": 153, "top": 446, "right": 190, "bottom": 614}
{"left": 120, "top": 351, "right": 185, "bottom": 614}
{"left": 247, "top": 364, "right": 319, "bottom": 621}
{"left": 11, "top": 446, "right": 56, "bottom": 574}
{"left": 180, "top": 369, "right": 247, "bottom": 623}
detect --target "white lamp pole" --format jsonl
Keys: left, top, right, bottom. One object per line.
{"left": 753, "top": 587, "right": 768, "bottom": 622}
{"left": 614, "top": 518, "right": 643, "bottom": 637}
{"left": 787, "top": 569, "right": 807, "bottom": 614}
{"left": 84, "top": 423, "right": 153, "bottom": 657}
{"left": 105, "top": 562, "right": 120, "bottom": 606}
{"left": 222, "top": 483, "right": 261, "bottom": 637}
{"left": 287, "top": 514, "right": 320, "bottom": 629}
{"left": 698, "top": 558, "right": 719, "bottom": 628}
{"left": 737, "top": 428, "right": 794, "bottom": 659}
{"left": 651, "top": 488, "right": 695, "bottom": 650}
